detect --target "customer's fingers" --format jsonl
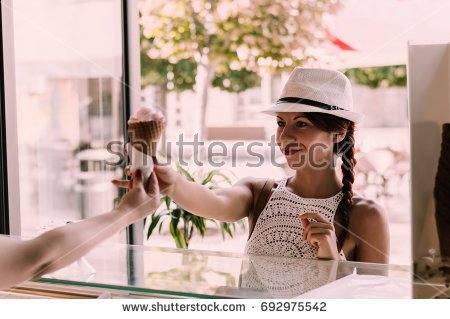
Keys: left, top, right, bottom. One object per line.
{"left": 132, "top": 170, "right": 143, "bottom": 189}
{"left": 147, "top": 171, "right": 160, "bottom": 198}
{"left": 111, "top": 179, "right": 131, "bottom": 189}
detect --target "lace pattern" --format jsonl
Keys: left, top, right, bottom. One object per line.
{"left": 245, "top": 177, "right": 345, "bottom": 260}
{"left": 239, "top": 255, "right": 337, "bottom": 298}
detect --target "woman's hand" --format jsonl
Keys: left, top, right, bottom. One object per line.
{"left": 122, "top": 158, "right": 179, "bottom": 197}
{"left": 112, "top": 169, "right": 162, "bottom": 221}
{"left": 300, "top": 213, "right": 340, "bottom": 260}
{"left": 152, "top": 159, "right": 179, "bottom": 196}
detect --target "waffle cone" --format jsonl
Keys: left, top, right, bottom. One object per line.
{"left": 128, "top": 121, "right": 165, "bottom": 156}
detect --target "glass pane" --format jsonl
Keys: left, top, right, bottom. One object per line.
{"left": 34, "top": 240, "right": 411, "bottom": 298}
{"left": 139, "top": 1, "right": 410, "bottom": 265}
{"left": 12, "top": 0, "right": 125, "bottom": 241}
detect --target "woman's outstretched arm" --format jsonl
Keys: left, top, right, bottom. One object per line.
{"left": 114, "top": 163, "right": 257, "bottom": 222}
{"left": 169, "top": 174, "right": 255, "bottom": 222}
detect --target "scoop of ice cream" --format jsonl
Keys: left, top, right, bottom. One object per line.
{"left": 128, "top": 106, "right": 165, "bottom": 124}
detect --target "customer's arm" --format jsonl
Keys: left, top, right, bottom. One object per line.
{"left": 0, "top": 170, "right": 161, "bottom": 290}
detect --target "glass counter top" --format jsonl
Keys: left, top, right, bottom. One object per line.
{"left": 28, "top": 242, "right": 411, "bottom": 298}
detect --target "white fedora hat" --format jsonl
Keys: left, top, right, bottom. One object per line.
{"left": 262, "top": 67, "right": 364, "bottom": 124}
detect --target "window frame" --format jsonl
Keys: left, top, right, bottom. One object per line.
{"left": 0, "top": 0, "right": 143, "bottom": 243}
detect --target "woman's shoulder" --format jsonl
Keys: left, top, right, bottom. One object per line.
{"left": 236, "top": 177, "right": 281, "bottom": 199}
{"left": 349, "top": 194, "right": 388, "bottom": 229}
{"left": 347, "top": 195, "right": 390, "bottom": 261}
{"left": 237, "top": 176, "right": 281, "bottom": 188}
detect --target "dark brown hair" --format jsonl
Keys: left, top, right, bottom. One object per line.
{"left": 303, "top": 112, "right": 356, "bottom": 251}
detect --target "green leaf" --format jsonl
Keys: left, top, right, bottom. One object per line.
{"left": 191, "top": 215, "right": 207, "bottom": 237}
{"left": 201, "top": 170, "right": 216, "bottom": 185}
{"left": 158, "top": 221, "right": 164, "bottom": 234}
{"left": 219, "top": 223, "right": 226, "bottom": 240}
{"left": 163, "top": 195, "right": 172, "bottom": 210}
{"left": 208, "top": 219, "right": 219, "bottom": 227}
{"left": 169, "top": 217, "right": 187, "bottom": 249}
{"left": 170, "top": 208, "right": 182, "bottom": 219}
{"left": 182, "top": 210, "right": 193, "bottom": 223}
{"left": 220, "top": 222, "right": 234, "bottom": 240}
{"left": 215, "top": 171, "right": 233, "bottom": 185}
{"left": 187, "top": 224, "right": 195, "bottom": 243}
{"left": 176, "top": 163, "right": 195, "bottom": 182}
{"left": 147, "top": 214, "right": 162, "bottom": 239}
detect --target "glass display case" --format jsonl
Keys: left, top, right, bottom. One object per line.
{"left": 3, "top": 238, "right": 412, "bottom": 299}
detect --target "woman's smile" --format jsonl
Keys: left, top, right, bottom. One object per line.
{"left": 283, "top": 146, "right": 302, "bottom": 156}
{"left": 281, "top": 142, "right": 304, "bottom": 156}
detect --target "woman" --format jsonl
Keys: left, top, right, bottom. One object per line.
{"left": 126, "top": 68, "right": 389, "bottom": 263}
{"left": 0, "top": 170, "right": 161, "bottom": 290}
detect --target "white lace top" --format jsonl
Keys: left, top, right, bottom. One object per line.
{"left": 240, "top": 255, "right": 337, "bottom": 298}
{"left": 245, "top": 176, "right": 346, "bottom": 260}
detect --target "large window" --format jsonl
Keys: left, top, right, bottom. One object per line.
{"left": 6, "top": 0, "right": 126, "bottom": 239}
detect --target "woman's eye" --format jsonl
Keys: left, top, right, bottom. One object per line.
{"left": 296, "top": 122, "right": 308, "bottom": 127}
{"left": 277, "top": 121, "right": 285, "bottom": 127}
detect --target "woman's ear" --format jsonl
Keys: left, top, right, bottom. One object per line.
{"left": 333, "top": 129, "right": 347, "bottom": 143}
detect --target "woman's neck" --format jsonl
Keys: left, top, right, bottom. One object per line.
{"left": 288, "top": 167, "right": 342, "bottom": 199}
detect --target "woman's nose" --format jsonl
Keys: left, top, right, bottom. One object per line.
{"left": 276, "top": 129, "right": 296, "bottom": 149}
{"left": 279, "top": 125, "right": 296, "bottom": 141}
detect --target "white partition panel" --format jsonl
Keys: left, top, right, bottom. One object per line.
{"left": 408, "top": 43, "right": 450, "bottom": 260}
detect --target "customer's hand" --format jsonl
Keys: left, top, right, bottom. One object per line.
{"left": 113, "top": 169, "right": 162, "bottom": 221}
{"left": 300, "top": 213, "right": 340, "bottom": 260}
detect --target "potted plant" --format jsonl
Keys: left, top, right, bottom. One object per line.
{"left": 145, "top": 163, "right": 246, "bottom": 248}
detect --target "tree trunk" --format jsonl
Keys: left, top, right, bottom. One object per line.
{"left": 196, "top": 62, "right": 215, "bottom": 143}
{"left": 153, "top": 84, "right": 167, "bottom": 154}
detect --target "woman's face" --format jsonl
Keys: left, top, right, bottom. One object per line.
{"left": 275, "top": 112, "right": 337, "bottom": 170}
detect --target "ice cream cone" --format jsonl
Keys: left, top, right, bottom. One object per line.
{"left": 128, "top": 120, "right": 165, "bottom": 157}
{"left": 127, "top": 106, "right": 166, "bottom": 175}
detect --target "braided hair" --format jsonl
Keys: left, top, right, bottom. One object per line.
{"left": 303, "top": 113, "right": 356, "bottom": 251}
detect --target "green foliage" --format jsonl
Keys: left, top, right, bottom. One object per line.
{"left": 141, "top": 37, "right": 197, "bottom": 91}
{"left": 142, "top": 39, "right": 260, "bottom": 93}
{"left": 146, "top": 164, "right": 245, "bottom": 248}
{"left": 140, "top": 0, "right": 340, "bottom": 92}
{"left": 344, "top": 65, "right": 407, "bottom": 89}
{"left": 212, "top": 64, "right": 261, "bottom": 93}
